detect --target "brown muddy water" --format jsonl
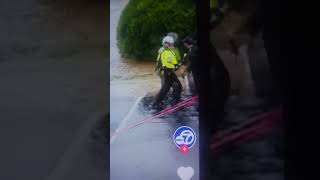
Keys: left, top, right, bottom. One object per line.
{"left": 110, "top": 0, "right": 160, "bottom": 98}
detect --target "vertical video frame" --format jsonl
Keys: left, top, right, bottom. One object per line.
{"left": 110, "top": 0, "right": 199, "bottom": 180}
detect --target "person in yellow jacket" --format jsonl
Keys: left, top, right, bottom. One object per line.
{"left": 155, "top": 33, "right": 181, "bottom": 86}
{"left": 167, "top": 32, "right": 181, "bottom": 64}
{"left": 153, "top": 36, "right": 182, "bottom": 106}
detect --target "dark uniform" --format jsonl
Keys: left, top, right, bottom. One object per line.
{"left": 153, "top": 48, "right": 182, "bottom": 106}
{"left": 184, "top": 43, "right": 200, "bottom": 94}
{"left": 183, "top": 36, "right": 231, "bottom": 132}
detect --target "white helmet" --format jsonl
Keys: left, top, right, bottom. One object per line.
{"left": 167, "top": 32, "right": 178, "bottom": 42}
{"left": 162, "top": 36, "right": 174, "bottom": 46}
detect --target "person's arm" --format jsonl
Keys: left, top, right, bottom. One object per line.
{"left": 155, "top": 48, "right": 164, "bottom": 72}
{"left": 184, "top": 47, "right": 197, "bottom": 71}
{"left": 156, "top": 47, "right": 164, "bottom": 62}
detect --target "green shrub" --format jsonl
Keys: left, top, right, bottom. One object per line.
{"left": 117, "top": 0, "right": 196, "bottom": 60}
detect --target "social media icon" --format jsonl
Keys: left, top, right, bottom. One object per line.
{"left": 173, "top": 126, "right": 196, "bottom": 153}
{"left": 177, "top": 166, "right": 194, "bottom": 180}
{"left": 179, "top": 144, "right": 190, "bottom": 154}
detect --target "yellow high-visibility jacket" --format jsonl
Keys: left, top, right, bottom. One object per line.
{"left": 161, "top": 48, "right": 178, "bottom": 69}
{"left": 157, "top": 47, "right": 181, "bottom": 64}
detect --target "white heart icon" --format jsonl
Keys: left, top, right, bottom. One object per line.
{"left": 177, "top": 166, "right": 194, "bottom": 180}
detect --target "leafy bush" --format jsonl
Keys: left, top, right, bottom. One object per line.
{"left": 117, "top": 0, "right": 196, "bottom": 60}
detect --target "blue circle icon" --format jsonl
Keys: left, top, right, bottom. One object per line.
{"left": 173, "top": 126, "right": 196, "bottom": 149}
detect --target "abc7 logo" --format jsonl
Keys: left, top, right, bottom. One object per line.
{"left": 175, "top": 129, "right": 195, "bottom": 147}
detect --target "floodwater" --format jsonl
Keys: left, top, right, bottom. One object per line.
{"left": 109, "top": 0, "right": 162, "bottom": 137}
{"left": 110, "top": 0, "right": 160, "bottom": 98}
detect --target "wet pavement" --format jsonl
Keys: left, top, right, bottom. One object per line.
{"left": 0, "top": 0, "right": 108, "bottom": 179}
{"left": 110, "top": 96, "right": 137, "bottom": 134}
{"left": 111, "top": 95, "right": 200, "bottom": 180}
{"left": 210, "top": 95, "right": 284, "bottom": 180}
{"left": 109, "top": 92, "right": 284, "bottom": 180}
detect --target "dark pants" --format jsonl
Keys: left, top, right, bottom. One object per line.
{"left": 208, "top": 45, "right": 231, "bottom": 132}
{"left": 154, "top": 68, "right": 182, "bottom": 105}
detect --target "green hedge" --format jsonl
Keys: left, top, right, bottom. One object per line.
{"left": 117, "top": 0, "right": 196, "bottom": 60}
